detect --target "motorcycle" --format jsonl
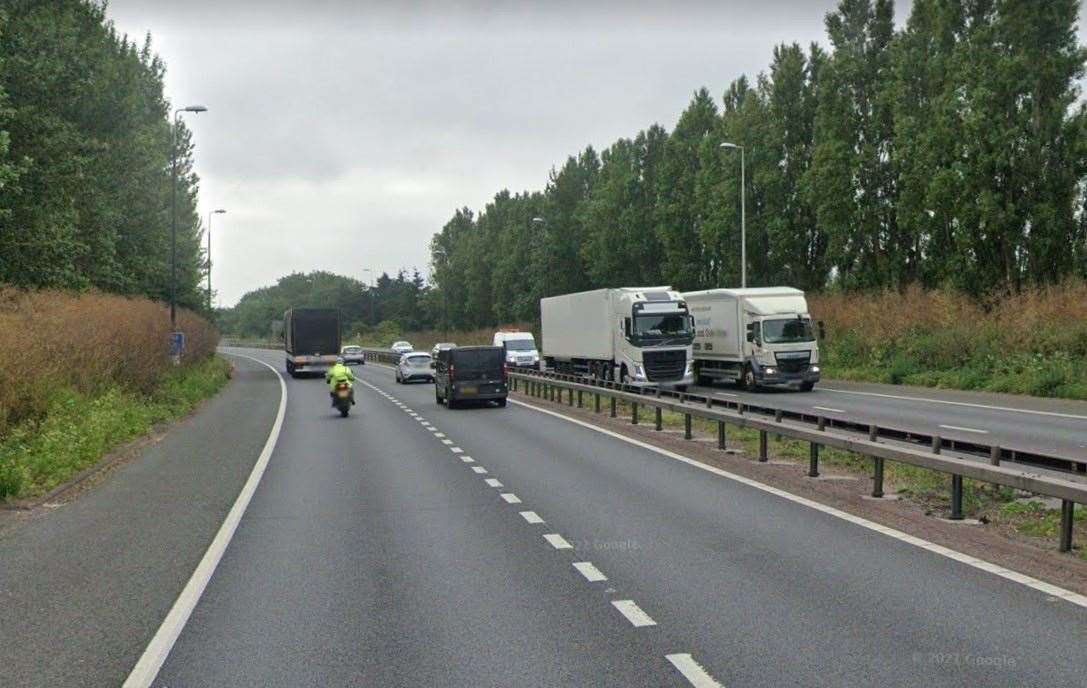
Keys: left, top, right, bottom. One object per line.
{"left": 333, "top": 381, "right": 353, "bottom": 417}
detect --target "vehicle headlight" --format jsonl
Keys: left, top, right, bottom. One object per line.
{"left": 810, "top": 365, "right": 820, "bottom": 373}
{"left": 684, "top": 361, "right": 693, "bottom": 375}
{"left": 764, "top": 367, "right": 777, "bottom": 375}
{"left": 634, "top": 365, "right": 646, "bottom": 380}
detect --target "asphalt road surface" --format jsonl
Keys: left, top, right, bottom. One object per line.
{"left": 145, "top": 348, "right": 1085, "bottom": 687}
{"left": 687, "top": 379, "right": 1087, "bottom": 464}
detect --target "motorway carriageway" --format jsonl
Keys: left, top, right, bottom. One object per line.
{"left": 127, "top": 348, "right": 1087, "bottom": 686}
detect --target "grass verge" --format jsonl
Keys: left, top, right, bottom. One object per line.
{"left": 0, "top": 356, "right": 232, "bottom": 501}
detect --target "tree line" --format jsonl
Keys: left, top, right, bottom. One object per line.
{"left": 0, "top": 1, "right": 206, "bottom": 310}
{"left": 429, "top": 0, "right": 1087, "bottom": 331}
{"left": 218, "top": 270, "right": 434, "bottom": 338}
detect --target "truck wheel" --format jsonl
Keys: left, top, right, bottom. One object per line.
{"left": 447, "top": 386, "right": 457, "bottom": 409}
{"left": 800, "top": 381, "right": 815, "bottom": 392}
{"left": 741, "top": 366, "right": 757, "bottom": 391}
{"left": 435, "top": 386, "right": 442, "bottom": 404}
{"left": 496, "top": 398, "right": 507, "bottom": 408}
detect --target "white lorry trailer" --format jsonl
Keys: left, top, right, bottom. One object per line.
{"left": 684, "top": 287, "right": 821, "bottom": 391}
{"left": 541, "top": 287, "right": 695, "bottom": 388}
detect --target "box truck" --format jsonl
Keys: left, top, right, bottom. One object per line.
{"left": 684, "top": 287, "right": 821, "bottom": 391}
{"left": 541, "top": 287, "right": 695, "bottom": 387}
{"left": 283, "top": 307, "right": 341, "bottom": 378}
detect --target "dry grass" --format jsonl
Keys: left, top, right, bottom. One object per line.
{"left": 0, "top": 288, "right": 218, "bottom": 436}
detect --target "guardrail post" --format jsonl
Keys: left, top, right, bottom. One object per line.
{"left": 577, "top": 390, "right": 583, "bottom": 408}
{"left": 684, "top": 414, "right": 692, "bottom": 440}
{"left": 655, "top": 407, "right": 662, "bottom": 431}
{"left": 759, "top": 430, "right": 768, "bottom": 462}
{"left": 718, "top": 421, "right": 726, "bottom": 449}
{"left": 632, "top": 401, "right": 639, "bottom": 425}
{"left": 738, "top": 402, "right": 745, "bottom": 415}
{"left": 868, "top": 424, "right": 877, "bottom": 442}
{"left": 568, "top": 388, "right": 574, "bottom": 406}
{"left": 610, "top": 396, "right": 616, "bottom": 418}
{"left": 949, "top": 475, "right": 964, "bottom": 520}
{"left": 775, "top": 409, "right": 783, "bottom": 422}
{"left": 989, "top": 445, "right": 1001, "bottom": 466}
{"left": 594, "top": 392, "right": 601, "bottom": 413}
{"left": 1059, "top": 500, "right": 1074, "bottom": 552}
{"left": 932, "top": 435, "right": 942, "bottom": 455}
{"left": 808, "top": 443, "right": 820, "bottom": 477}
{"left": 817, "top": 416, "right": 826, "bottom": 431}
{"left": 871, "top": 458, "right": 884, "bottom": 498}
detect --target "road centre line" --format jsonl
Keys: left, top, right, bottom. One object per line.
{"left": 543, "top": 533, "right": 572, "bottom": 549}
{"left": 572, "top": 562, "right": 607, "bottom": 582}
{"left": 471, "top": 466, "right": 488, "bottom": 474}
{"left": 509, "top": 398, "right": 1087, "bottom": 610}
{"left": 460, "top": 456, "right": 475, "bottom": 463}
{"left": 939, "top": 424, "right": 989, "bottom": 435}
{"left": 485, "top": 478, "right": 504, "bottom": 488}
{"left": 441, "top": 439, "right": 454, "bottom": 445}
{"left": 611, "top": 600, "right": 656, "bottom": 627}
{"left": 520, "top": 511, "right": 545, "bottom": 524}
{"left": 450, "top": 447, "right": 463, "bottom": 453}
{"left": 500, "top": 493, "right": 522, "bottom": 504}
{"left": 123, "top": 353, "right": 288, "bottom": 687}
{"left": 434, "top": 432, "right": 446, "bottom": 438}
{"left": 666, "top": 654, "right": 725, "bottom": 688}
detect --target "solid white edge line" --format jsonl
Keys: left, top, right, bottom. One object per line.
{"left": 520, "top": 510, "right": 545, "bottom": 524}
{"left": 611, "top": 599, "right": 657, "bottom": 627}
{"left": 821, "top": 386, "right": 1087, "bottom": 421}
{"left": 666, "top": 653, "right": 725, "bottom": 688}
{"left": 508, "top": 398, "right": 1087, "bottom": 610}
{"left": 812, "top": 406, "right": 845, "bottom": 414}
{"left": 572, "top": 561, "right": 607, "bottom": 582}
{"left": 939, "top": 424, "right": 989, "bottom": 435}
{"left": 123, "top": 352, "right": 288, "bottom": 688}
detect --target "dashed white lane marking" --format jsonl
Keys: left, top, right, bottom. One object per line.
{"left": 500, "top": 493, "right": 521, "bottom": 504}
{"left": 441, "top": 439, "right": 454, "bottom": 445}
{"left": 520, "top": 511, "right": 545, "bottom": 524}
{"left": 511, "top": 398, "right": 1087, "bottom": 610}
{"left": 485, "top": 478, "right": 503, "bottom": 488}
{"left": 572, "top": 562, "right": 607, "bottom": 582}
{"left": 813, "top": 406, "right": 845, "bottom": 414}
{"left": 543, "top": 533, "right": 572, "bottom": 549}
{"left": 820, "top": 386, "right": 1087, "bottom": 420}
{"left": 611, "top": 600, "right": 656, "bottom": 627}
{"left": 666, "top": 654, "right": 725, "bottom": 688}
{"left": 434, "top": 432, "right": 446, "bottom": 438}
{"left": 450, "top": 447, "right": 463, "bottom": 453}
{"left": 939, "top": 423, "right": 989, "bottom": 435}
{"left": 471, "top": 466, "right": 488, "bottom": 474}
{"left": 460, "top": 456, "right": 475, "bottom": 463}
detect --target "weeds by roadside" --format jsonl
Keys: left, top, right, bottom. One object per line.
{"left": 0, "top": 356, "right": 231, "bottom": 501}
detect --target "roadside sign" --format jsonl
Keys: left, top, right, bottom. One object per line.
{"left": 168, "top": 331, "right": 185, "bottom": 363}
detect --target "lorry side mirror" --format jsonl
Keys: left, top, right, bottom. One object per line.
{"left": 745, "top": 323, "right": 755, "bottom": 343}
{"left": 624, "top": 318, "right": 632, "bottom": 337}
{"left": 818, "top": 320, "right": 826, "bottom": 341}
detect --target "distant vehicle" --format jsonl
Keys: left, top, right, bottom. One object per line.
{"left": 684, "top": 287, "right": 822, "bottom": 391}
{"left": 541, "top": 287, "right": 694, "bottom": 388}
{"left": 493, "top": 331, "right": 540, "bottom": 368}
{"left": 431, "top": 342, "right": 457, "bottom": 358}
{"left": 396, "top": 352, "right": 434, "bottom": 384}
{"left": 390, "top": 340, "right": 413, "bottom": 355}
{"left": 283, "top": 308, "right": 341, "bottom": 378}
{"left": 340, "top": 344, "right": 365, "bottom": 366}
{"left": 434, "top": 346, "right": 507, "bottom": 409}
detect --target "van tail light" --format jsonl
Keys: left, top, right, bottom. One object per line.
{"left": 449, "top": 364, "right": 455, "bottom": 381}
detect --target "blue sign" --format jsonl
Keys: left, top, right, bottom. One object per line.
{"left": 168, "top": 331, "right": 186, "bottom": 358}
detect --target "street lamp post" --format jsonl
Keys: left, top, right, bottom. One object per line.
{"left": 362, "top": 268, "right": 375, "bottom": 325}
{"left": 720, "top": 142, "right": 746, "bottom": 288}
{"left": 171, "top": 105, "right": 208, "bottom": 329}
{"left": 207, "top": 208, "right": 226, "bottom": 310}
{"left": 531, "top": 216, "right": 547, "bottom": 297}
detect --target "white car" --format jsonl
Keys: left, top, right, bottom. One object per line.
{"left": 395, "top": 352, "right": 434, "bottom": 383}
{"left": 340, "top": 345, "right": 366, "bottom": 365}
{"left": 390, "top": 340, "right": 414, "bottom": 355}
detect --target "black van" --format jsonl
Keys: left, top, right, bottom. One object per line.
{"left": 434, "top": 346, "right": 508, "bottom": 409}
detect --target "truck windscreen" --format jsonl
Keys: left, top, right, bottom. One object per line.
{"left": 632, "top": 312, "right": 693, "bottom": 344}
{"left": 762, "top": 318, "right": 814, "bottom": 344}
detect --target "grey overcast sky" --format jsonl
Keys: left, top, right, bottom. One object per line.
{"left": 104, "top": 1, "right": 920, "bottom": 306}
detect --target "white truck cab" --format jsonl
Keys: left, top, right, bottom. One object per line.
{"left": 684, "top": 287, "right": 821, "bottom": 391}
{"left": 493, "top": 331, "right": 540, "bottom": 368}
{"left": 541, "top": 287, "right": 695, "bottom": 388}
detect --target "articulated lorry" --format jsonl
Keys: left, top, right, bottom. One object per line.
{"left": 684, "top": 287, "right": 821, "bottom": 391}
{"left": 283, "top": 307, "right": 341, "bottom": 377}
{"left": 541, "top": 287, "right": 695, "bottom": 388}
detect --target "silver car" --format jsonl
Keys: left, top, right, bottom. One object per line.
{"left": 390, "top": 340, "right": 414, "bottom": 355}
{"left": 395, "top": 352, "right": 434, "bottom": 383}
{"left": 340, "top": 345, "right": 366, "bottom": 365}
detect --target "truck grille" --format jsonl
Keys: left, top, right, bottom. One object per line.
{"left": 774, "top": 351, "right": 811, "bottom": 373}
{"left": 643, "top": 349, "right": 686, "bottom": 382}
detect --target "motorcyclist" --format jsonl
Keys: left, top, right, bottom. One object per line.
{"left": 325, "top": 357, "right": 356, "bottom": 406}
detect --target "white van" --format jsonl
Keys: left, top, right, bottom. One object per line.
{"left": 493, "top": 331, "right": 540, "bottom": 368}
